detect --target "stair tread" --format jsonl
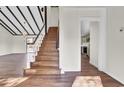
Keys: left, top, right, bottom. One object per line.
{"left": 31, "top": 62, "right": 58, "bottom": 67}
{"left": 36, "top": 60, "right": 58, "bottom": 61}
{"left": 32, "top": 60, "right": 58, "bottom": 62}
{"left": 36, "top": 56, "right": 58, "bottom": 60}
{"left": 39, "top": 49, "right": 57, "bottom": 51}
{"left": 24, "top": 69, "right": 60, "bottom": 75}
{"left": 26, "top": 68, "right": 60, "bottom": 71}
{"left": 31, "top": 66, "right": 59, "bottom": 69}
{"left": 39, "top": 50, "right": 58, "bottom": 52}
{"left": 36, "top": 55, "right": 58, "bottom": 57}
{"left": 38, "top": 51, "right": 58, "bottom": 53}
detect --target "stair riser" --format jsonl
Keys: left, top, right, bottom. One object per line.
{"left": 39, "top": 50, "right": 58, "bottom": 53}
{"left": 45, "top": 38, "right": 57, "bottom": 40}
{"left": 46, "top": 37, "right": 57, "bottom": 39}
{"left": 41, "top": 45, "right": 56, "bottom": 48}
{"left": 36, "top": 57, "right": 58, "bottom": 61}
{"left": 31, "top": 62, "right": 59, "bottom": 67}
{"left": 40, "top": 47, "right": 56, "bottom": 50}
{"left": 45, "top": 39, "right": 57, "bottom": 41}
{"left": 32, "top": 66, "right": 59, "bottom": 69}
{"left": 36, "top": 56, "right": 58, "bottom": 58}
{"left": 43, "top": 41, "right": 56, "bottom": 44}
{"left": 38, "top": 53, "right": 58, "bottom": 56}
{"left": 40, "top": 46, "right": 57, "bottom": 50}
{"left": 24, "top": 69, "right": 60, "bottom": 75}
{"left": 36, "top": 59, "right": 58, "bottom": 61}
{"left": 40, "top": 45, "right": 56, "bottom": 48}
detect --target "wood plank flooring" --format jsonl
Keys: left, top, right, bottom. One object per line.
{"left": 0, "top": 53, "right": 27, "bottom": 78}
{"left": 15, "top": 55, "right": 124, "bottom": 87}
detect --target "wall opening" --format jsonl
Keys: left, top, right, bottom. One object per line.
{"left": 80, "top": 17, "right": 105, "bottom": 71}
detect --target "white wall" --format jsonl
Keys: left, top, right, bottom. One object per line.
{"left": 106, "top": 7, "right": 124, "bottom": 84}
{"left": 90, "top": 21, "right": 99, "bottom": 67}
{"left": 50, "top": 7, "right": 59, "bottom": 27}
{"left": 47, "top": 6, "right": 59, "bottom": 30}
{"left": 59, "top": 7, "right": 102, "bottom": 72}
{"left": 81, "top": 20, "right": 90, "bottom": 36}
{"left": 47, "top": 6, "right": 52, "bottom": 31}
{"left": 12, "top": 36, "right": 26, "bottom": 53}
{"left": 59, "top": 6, "right": 124, "bottom": 84}
{"left": 0, "top": 25, "right": 26, "bottom": 56}
{"left": 0, "top": 25, "right": 13, "bottom": 55}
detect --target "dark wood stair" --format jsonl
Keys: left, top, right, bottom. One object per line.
{"left": 31, "top": 61, "right": 59, "bottom": 67}
{"left": 24, "top": 27, "right": 60, "bottom": 76}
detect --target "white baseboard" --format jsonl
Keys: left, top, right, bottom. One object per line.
{"left": 61, "top": 70, "right": 65, "bottom": 74}
{"left": 61, "top": 69, "right": 81, "bottom": 74}
{"left": 0, "top": 53, "right": 12, "bottom": 56}
{"left": 89, "top": 61, "right": 124, "bottom": 84}
{"left": 89, "top": 61, "right": 98, "bottom": 68}
{"left": 104, "top": 70, "right": 124, "bottom": 85}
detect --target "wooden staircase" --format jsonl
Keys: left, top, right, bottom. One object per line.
{"left": 24, "top": 27, "right": 60, "bottom": 75}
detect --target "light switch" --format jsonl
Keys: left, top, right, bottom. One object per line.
{"left": 120, "top": 27, "right": 124, "bottom": 32}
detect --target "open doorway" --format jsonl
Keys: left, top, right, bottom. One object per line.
{"left": 80, "top": 17, "right": 100, "bottom": 71}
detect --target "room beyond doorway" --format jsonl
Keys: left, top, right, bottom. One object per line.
{"left": 80, "top": 17, "right": 101, "bottom": 71}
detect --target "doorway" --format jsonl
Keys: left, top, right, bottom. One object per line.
{"left": 80, "top": 17, "right": 101, "bottom": 70}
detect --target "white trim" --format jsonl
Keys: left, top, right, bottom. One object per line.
{"left": 98, "top": 8, "right": 107, "bottom": 71}
{"left": 105, "top": 70, "right": 124, "bottom": 85}
{"left": 89, "top": 61, "right": 98, "bottom": 68}
{"left": 61, "top": 70, "right": 65, "bottom": 74}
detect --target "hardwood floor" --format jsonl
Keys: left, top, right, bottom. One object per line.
{"left": 15, "top": 54, "right": 124, "bottom": 87}
{"left": 0, "top": 53, "right": 27, "bottom": 78}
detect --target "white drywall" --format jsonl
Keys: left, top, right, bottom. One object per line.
{"left": 59, "top": 7, "right": 102, "bottom": 72}
{"left": 47, "top": 6, "right": 52, "bottom": 31}
{"left": 50, "top": 7, "right": 59, "bottom": 27}
{"left": 0, "top": 25, "right": 26, "bottom": 56}
{"left": 90, "top": 21, "right": 99, "bottom": 67}
{"left": 59, "top": 6, "right": 124, "bottom": 84}
{"left": 47, "top": 7, "right": 59, "bottom": 30}
{"left": 106, "top": 7, "right": 124, "bottom": 84}
{"left": 12, "top": 36, "right": 26, "bottom": 53}
{"left": 0, "top": 25, "right": 13, "bottom": 55}
{"left": 81, "top": 20, "right": 90, "bottom": 36}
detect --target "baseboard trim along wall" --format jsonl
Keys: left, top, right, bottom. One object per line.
{"left": 104, "top": 70, "right": 124, "bottom": 85}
